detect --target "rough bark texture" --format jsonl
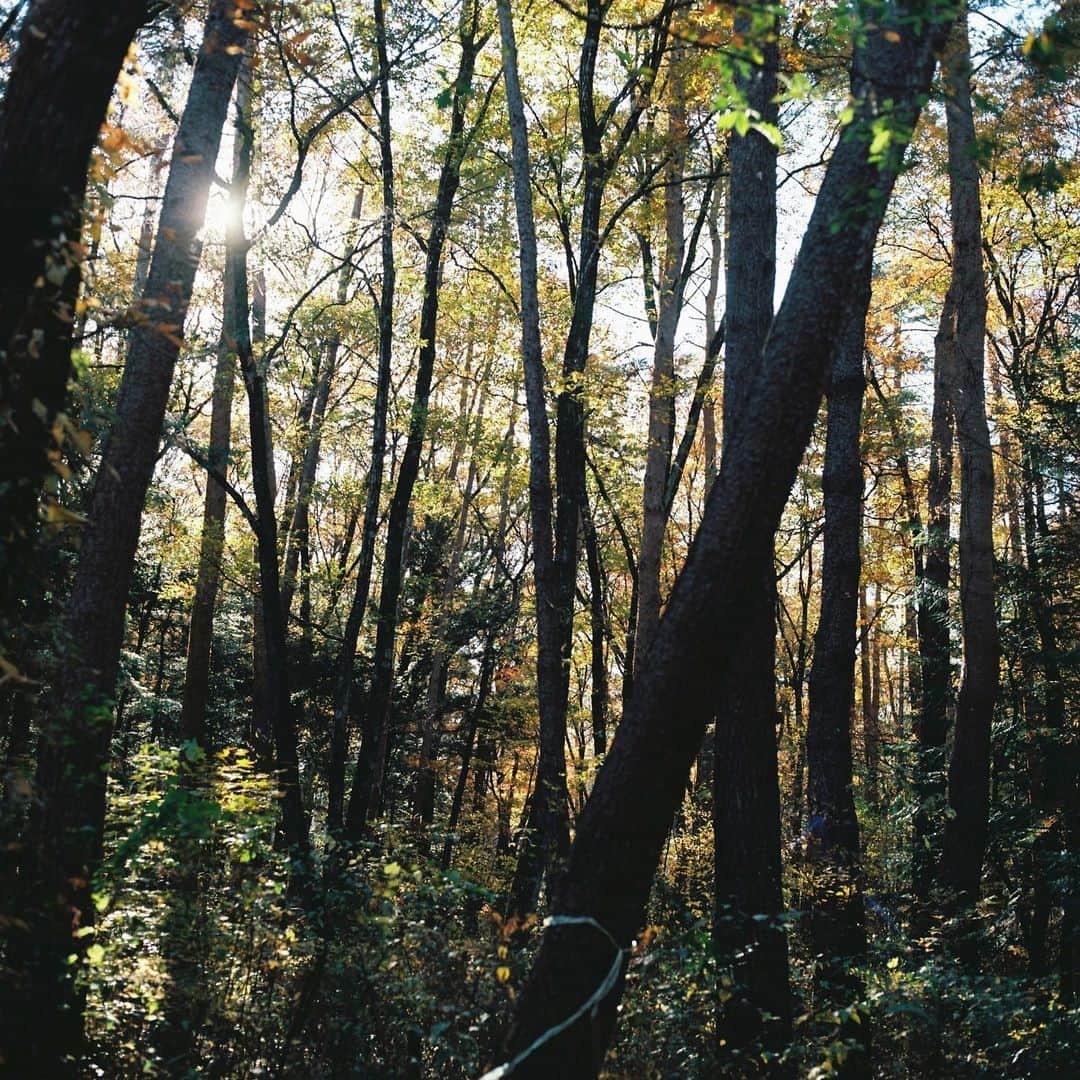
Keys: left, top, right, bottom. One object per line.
{"left": 939, "top": 11, "right": 998, "bottom": 906}
{"left": 805, "top": 284, "right": 872, "bottom": 1068}
{"left": 493, "top": 10, "right": 950, "bottom": 1073}
{"left": 712, "top": 11, "right": 790, "bottom": 1064}
{"left": 7, "top": 6, "right": 245, "bottom": 1072}
{"left": 0, "top": 0, "right": 148, "bottom": 599}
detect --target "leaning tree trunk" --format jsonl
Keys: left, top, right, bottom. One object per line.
{"left": 805, "top": 282, "right": 872, "bottom": 1072}
{"left": 939, "top": 10, "right": 998, "bottom": 908}
{"left": 712, "top": 10, "right": 791, "bottom": 1065}
{"left": 9, "top": 6, "right": 246, "bottom": 1073}
{"left": 0, "top": 0, "right": 148, "bottom": 601}
{"left": 490, "top": 10, "right": 951, "bottom": 1074}
{"left": 913, "top": 291, "right": 955, "bottom": 904}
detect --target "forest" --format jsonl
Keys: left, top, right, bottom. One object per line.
{"left": 0, "top": 0, "right": 1077, "bottom": 1075}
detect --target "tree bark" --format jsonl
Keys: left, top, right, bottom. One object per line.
{"left": 0, "top": 0, "right": 148, "bottom": 599}
{"left": 712, "top": 10, "right": 790, "bottom": 1064}
{"left": 10, "top": 6, "right": 246, "bottom": 1071}
{"left": 228, "top": 95, "right": 311, "bottom": 862}
{"left": 939, "top": 10, "right": 998, "bottom": 907}
{"left": 491, "top": 11, "right": 950, "bottom": 1073}
{"left": 913, "top": 290, "right": 956, "bottom": 902}
{"left": 805, "top": 284, "right": 872, "bottom": 1069}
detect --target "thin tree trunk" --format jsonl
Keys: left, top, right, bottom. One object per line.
{"left": 492, "top": 12, "right": 949, "bottom": 1072}
{"left": 326, "top": 0, "right": 396, "bottom": 836}
{"left": 702, "top": 191, "right": 721, "bottom": 487}
{"left": 414, "top": 354, "right": 492, "bottom": 828}
{"left": 635, "top": 51, "right": 686, "bottom": 660}
{"left": 180, "top": 66, "right": 252, "bottom": 746}
{"left": 913, "top": 291, "right": 955, "bottom": 904}
{"left": 281, "top": 190, "right": 364, "bottom": 621}
{"left": 497, "top": 0, "right": 569, "bottom": 917}
{"left": 346, "top": 8, "right": 487, "bottom": 837}
{"left": 939, "top": 11, "right": 998, "bottom": 907}
{"left": 229, "top": 109, "right": 310, "bottom": 864}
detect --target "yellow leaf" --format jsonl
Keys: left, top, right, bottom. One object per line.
{"left": 495, "top": 966, "right": 511, "bottom": 984}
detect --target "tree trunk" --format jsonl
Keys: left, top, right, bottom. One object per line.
{"left": 414, "top": 353, "right": 492, "bottom": 828}
{"left": 712, "top": 11, "right": 790, "bottom": 1064}
{"left": 635, "top": 51, "right": 686, "bottom": 660}
{"left": 327, "top": 0, "right": 396, "bottom": 835}
{"left": 913, "top": 292, "right": 955, "bottom": 904}
{"left": 702, "top": 191, "right": 721, "bottom": 487}
{"left": 10, "top": 6, "right": 246, "bottom": 1071}
{"left": 805, "top": 284, "right": 872, "bottom": 1069}
{"left": 491, "top": 12, "right": 950, "bottom": 1073}
{"left": 939, "top": 11, "right": 998, "bottom": 907}
{"left": 280, "top": 190, "right": 364, "bottom": 621}
{"left": 346, "top": 9, "right": 486, "bottom": 837}
{"left": 229, "top": 125, "right": 310, "bottom": 865}
{"left": 497, "top": 0, "right": 570, "bottom": 918}
{"left": 0, "top": 0, "right": 148, "bottom": 597}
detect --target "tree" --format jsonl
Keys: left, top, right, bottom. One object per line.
{"left": 0, "top": 0, "right": 149, "bottom": 604}
{"left": 939, "top": 8, "right": 999, "bottom": 908}
{"left": 712, "top": 7, "right": 790, "bottom": 1062}
{"left": 5, "top": 4, "right": 248, "bottom": 1070}
{"left": 804, "top": 280, "right": 872, "bottom": 1067}
{"left": 493, "top": 6, "right": 954, "bottom": 1073}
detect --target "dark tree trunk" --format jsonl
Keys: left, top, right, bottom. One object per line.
{"left": 805, "top": 284, "right": 872, "bottom": 1070}
{"left": 0, "top": 0, "right": 148, "bottom": 597}
{"left": 712, "top": 11, "right": 790, "bottom": 1064}
{"left": 346, "top": 10, "right": 486, "bottom": 837}
{"left": 230, "top": 154, "right": 310, "bottom": 863}
{"left": 8, "top": 6, "right": 246, "bottom": 1072}
{"left": 327, "top": 1, "right": 396, "bottom": 836}
{"left": 939, "top": 11, "right": 998, "bottom": 907}
{"left": 913, "top": 291, "right": 956, "bottom": 903}
{"left": 583, "top": 498, "right": 608, "bottom": 756}
{"left": 491, "top": 12, "right": 949, "bottom": 1074}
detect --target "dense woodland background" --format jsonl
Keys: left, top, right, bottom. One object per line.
{"left": 0, "top": 0, "right": 1078, "bottom": 1075}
